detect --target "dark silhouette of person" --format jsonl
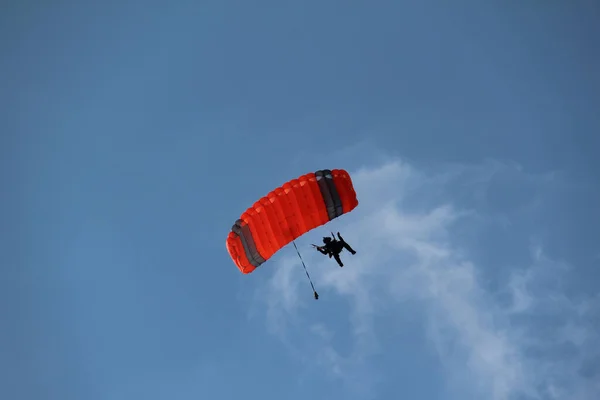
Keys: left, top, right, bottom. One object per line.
{"left": 315, "top": 232, "right": 356, "bottom": 267}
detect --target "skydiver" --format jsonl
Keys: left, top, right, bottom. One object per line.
{"left": 314, "top": 232, "right": 356, "bottom": 267}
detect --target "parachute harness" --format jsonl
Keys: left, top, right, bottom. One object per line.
{"left": 292, "top": 240, "right": 319, "bottom": 300}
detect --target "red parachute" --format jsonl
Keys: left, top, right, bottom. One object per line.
{"left": 226, "top": 169, "right": 359, "bottom": 277}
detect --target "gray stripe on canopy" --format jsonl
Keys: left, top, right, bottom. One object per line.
{"left": 315, "top": 169, "right": 343, "bottom": 220}
{"left": 232, "top": 219, "right": 266, "bottom": 268}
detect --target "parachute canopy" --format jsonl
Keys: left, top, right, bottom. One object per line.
{"left": 226, "top": 169, "right": 358, "bottom": 274}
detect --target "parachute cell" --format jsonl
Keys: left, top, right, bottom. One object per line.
{"left": 226, "top": 169, "right": 358, "bottom": 274}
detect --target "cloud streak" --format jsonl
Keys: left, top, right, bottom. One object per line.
{"left": 256, "top": 158, "right": 599, "bottom": 400}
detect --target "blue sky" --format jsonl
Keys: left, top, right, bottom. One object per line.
{"left": 2, "top": 1, "right": 599, "bottom": 399}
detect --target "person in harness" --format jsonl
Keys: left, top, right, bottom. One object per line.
{"left": 314, "top": 232, "right": 356, "bottom": 267}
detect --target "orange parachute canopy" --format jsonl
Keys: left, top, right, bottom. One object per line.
{"left": 226, "top": 169, "right": 359, "bottom": 274}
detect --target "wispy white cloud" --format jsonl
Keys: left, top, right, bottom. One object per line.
{"left": 255, "top": 157, "right": 599, "bottom": 400}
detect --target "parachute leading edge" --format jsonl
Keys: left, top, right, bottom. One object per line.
{"left": 226, "top": 169, "right": 359, "bottom": 274}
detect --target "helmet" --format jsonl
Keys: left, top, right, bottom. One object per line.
{"left": 323, "top": 237, "right": 332, "bottom": 244}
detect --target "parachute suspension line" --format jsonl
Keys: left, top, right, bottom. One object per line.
{"left": 292, "top": 240, "right": 319, "bottom": 300}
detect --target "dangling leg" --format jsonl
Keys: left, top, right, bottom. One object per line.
{"left": 333, "top": 253, "right": 344, "bottom": 267}
{"left": 337, "top": 232, "right": 356, "bottom": 254}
